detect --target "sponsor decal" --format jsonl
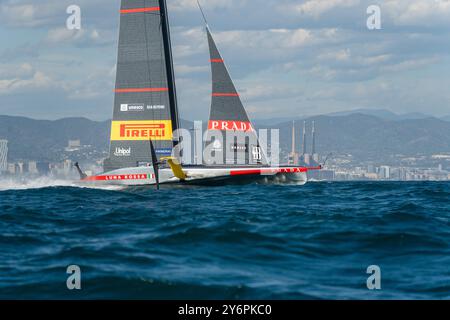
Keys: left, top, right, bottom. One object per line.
{"left": 114, "top": 147, "right": 131, "bottom": 157}
{"left": 252, "top": 146, "right": 262, "bottom": 161}
{"left": 120, "top": 104, "right": 144, "bottom": 112}
{"left": 208, "top": 120, "right": 254, "bottom": 132}
{"left": 230, "top": 144, "right": 248, "bottom": 152}
{"left": 156, "top": 148, "right": 172, "bottom": 155}
{"left": 111, "top": 120, "right": 172, "bottom": 141}
{"left": 230, "top": 167, "right": 310, "bottom": 176}
{"left": 84, "top": 174, "right": 155, "bottom": 181}
{"left": 147, "top": 105, "right": 165, "bottom": 110}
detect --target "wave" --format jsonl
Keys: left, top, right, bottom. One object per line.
{"left": 0, "top": 176, "right": 124, "bottom": 192}
{"left": 1, "top": 181, "right": 449, "bottom": 299}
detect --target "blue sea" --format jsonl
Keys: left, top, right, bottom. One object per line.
{"left": 0, "top": 180, "right": 449, "bottom": 300}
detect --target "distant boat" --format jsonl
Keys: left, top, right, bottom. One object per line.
{"left": 78, "top": 0, "right": 321, "bottom": 187}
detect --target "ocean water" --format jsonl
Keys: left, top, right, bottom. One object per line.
{"left": 0, "top": 179, "right": 449, "bottom": 300}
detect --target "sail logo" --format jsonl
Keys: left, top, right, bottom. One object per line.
{"left": 147, "top": 105, "right": 165, "bottom": 110}
{"left": 114, "top": 147, "right": 131, "bottom": 157}
{"left": 231, "top": 144, "right": 248, "bottom": 152}
{"left": 120, "top": 104, "right": 144, "bottom": 112}
{"left": 111, "top": 121, "right": 172, "bottom": 141}
{"left": 208, "top": 121, "right": 254, "bottom": 132}
{"left": 252, "top": 146, "right": 262, "bottom": 161}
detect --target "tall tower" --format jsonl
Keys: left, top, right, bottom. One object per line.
{"left": 311, "top": 121, "right": 316, "bottom": 155}
{"left": 0, "top": 140, "right": 7, "bottom": 172}
{"left": 291, "top": 121, "right": 296, "bottom": 156}
{"left": 311, "top": 121, "right": 319, "bottom": 164}
{"left": 289, "top": 121, "right": 299, "bottom": 165}
{"left": 302, "top": 121, "right": 307, "bottom": 156}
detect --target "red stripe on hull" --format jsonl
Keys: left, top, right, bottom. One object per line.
{"left": 230, "top": 167, "right": 320, "bottom": 176}
{"left": 210, "top": 59, "right": 224, "bottom": 63}
{"left": 120, "top": 7, "right": 160, "bottom": 14}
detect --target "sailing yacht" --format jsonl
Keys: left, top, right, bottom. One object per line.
{"left": 78, "top": 0, "right": 321, "bottom": 187}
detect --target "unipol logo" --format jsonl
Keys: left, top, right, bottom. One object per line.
{"left": 114, "top": 147, "right": 131, "bottom": 157}
{"left": 66, "top": 5, "right": 81, "bottom": 30}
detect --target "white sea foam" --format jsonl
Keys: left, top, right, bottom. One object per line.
{"left": 0, "top": 176, "right": 124, "bottom": 191}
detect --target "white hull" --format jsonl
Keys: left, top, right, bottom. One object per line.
{"left": 80, "top": 165, "right": 313, "bottom": 187}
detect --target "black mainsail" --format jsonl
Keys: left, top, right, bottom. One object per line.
{"left": 104, "top": 0, "right": 179, "bottom": 172}
{"left": 205, "top": 27, "right": 267, "bottom": 166}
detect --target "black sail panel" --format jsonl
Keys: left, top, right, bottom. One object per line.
{"left": 205, "top": 27, "right": 267, "bottom": 166}
{"left": 104, "top": 0, "right": 178, "bottom": 172}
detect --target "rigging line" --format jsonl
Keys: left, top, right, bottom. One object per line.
{"left": 158, "top": 11, "right": 165, "bottom": 138}
{"left": 196, "top": 0, "right": 208, "bottom": 26}
{"left": 143, "top": 0, "right": 158, "bottom": 156}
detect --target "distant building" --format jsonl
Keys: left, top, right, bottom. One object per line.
{"left": 365, "top": 173, "right": 378, "bottom": 180}
{"left": 66, "top": 140, "right": 81, "bottom": 152}
{"left": 63, "top": 159, "right": 75, "bottom": 176}
{"left": 37, "top": 162, "right": 50, "bottom": 175}
{"left": 0, "top": 140, "right": 7, "bottom": 172}
{"left": 308, "top": 169, "right": 335, "bottom": 181}
{"left": 28, "top": 161, "right": 39, "bottom": 174}
{"left": 379, "top": 166, "right": 391, "bottom": 180}
{"left": 16, "top": 162, "right": 24, "bottom": 175}
{"left": 303, "top": 153, "right": 311, "bottom": 165}
{"left": 7, "top": 163, "right": 15, "bottom": 175}
{"left": 312, "top": 153, "right": 320, "bottom": 163}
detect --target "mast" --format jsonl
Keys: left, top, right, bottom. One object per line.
{"left": 159, "top": 0, "right": 180, "bottom": 142}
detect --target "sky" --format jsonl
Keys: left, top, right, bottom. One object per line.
{"left": 0, "top": 0, "right": 449, "bottom": 121}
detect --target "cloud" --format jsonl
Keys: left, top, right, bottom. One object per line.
{"left": 44, "top": 27, "right": 113, "bottom": 47}
{"left": 384, "top": 0, "right": 450, "bottom": 27}
{"left": 0, "top": 1, "right": 62, "bottom": 28}
{"left": 290, "top": 0, "right": 360, "bottom": 18}
{"left": 175, "top": 64, "right": 209, "bottom": 75}
{"left": 170, "top": 0, "right": 248, "bottom": 11}
{"left": 0, "top": 64, "right": 55, "bottom": 95}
